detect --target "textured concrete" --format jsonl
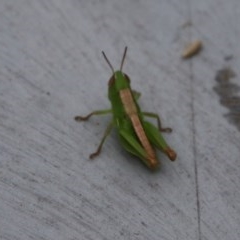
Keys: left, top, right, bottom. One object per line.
{"left": 0, "top": 1, "right": 239, "bottom": 239}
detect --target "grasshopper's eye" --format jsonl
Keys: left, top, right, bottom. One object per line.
{"left": 108, "top": 75, "right": 115, "bottom": 86}
{"left": 124, "top": 74, "right": 131, "bottom": 83}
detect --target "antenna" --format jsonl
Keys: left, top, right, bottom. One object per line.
{"left": 102, "top": 51, "right": 114, "bottom": 74}
{"left": 120, "top": 46, "right": 127, "bottom": 71}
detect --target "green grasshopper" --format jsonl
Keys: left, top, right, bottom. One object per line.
{"left": 75, "top": 47, "right": 176, "bottom": 169}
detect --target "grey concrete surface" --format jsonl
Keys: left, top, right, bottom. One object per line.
{"left": 0, "top": 0, "right": 239, "bottom": 239}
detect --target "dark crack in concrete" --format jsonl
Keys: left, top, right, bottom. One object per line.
{"left": 214, "top": 67, "right": 240, "bottom": 131}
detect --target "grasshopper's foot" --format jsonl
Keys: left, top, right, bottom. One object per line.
{"left": 160, "top": 127, "right": 172, "bottom": 133}
{"left": 89, "top": 151, "right": 101, "bottom": 159}
{"left": 75, "top": 110, "right": 112, "bottom": 122}
{"left": 74, "top": 115, "right": 91, "bottom": 121}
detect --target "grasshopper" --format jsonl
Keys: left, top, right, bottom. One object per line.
{"left": 75, "top": 47, "right": 176, "bottom": 169}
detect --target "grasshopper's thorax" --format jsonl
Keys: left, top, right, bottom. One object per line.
{"left": 108, "top": 70, "right": 131, "bottom": 101}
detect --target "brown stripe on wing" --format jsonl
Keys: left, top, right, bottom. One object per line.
{"left": 120, "top": 88, "right": 158, "bottom": 168}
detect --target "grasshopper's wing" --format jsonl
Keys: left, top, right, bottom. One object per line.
{"left": 143, "top": 121, "right": 177, "bottom": 161}
{"left": 118, "top": 123, "right": 150, "bottom": 167}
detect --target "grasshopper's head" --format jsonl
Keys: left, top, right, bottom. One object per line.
{"left": 102, "top": 47, "right": 131, "bottom": 91}
{"left": 109, "top": 71, "right": 130, "bottom": 89}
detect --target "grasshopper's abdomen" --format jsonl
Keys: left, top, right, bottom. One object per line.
{"left": 120, "top": 88, "right": 158, "bottom": 169}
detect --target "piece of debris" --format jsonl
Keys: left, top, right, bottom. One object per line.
{"left": 181, "top": 40, "right": 202, "bottom": 59}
